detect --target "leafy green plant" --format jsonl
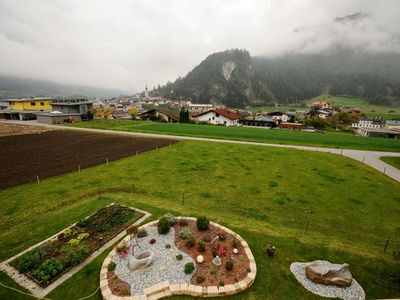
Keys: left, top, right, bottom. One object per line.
{"left": 197, "top": 241, "right": 206, "bottom": 253}
{"left": 179, "top": 228, "right": 192, "bottom": 239}
{"left": 34, "top": 258, "right": 63, "bottom": 285}
{"left": 225, "top": 260, "right": 234, "bottom": 271}
{"left": 158, "top": 216, "right": 171, "bottom": 234}
{"left": 184, "top": 262, "right": 195, "bottom": 274}
{"left": 176, "top": 254, "right": 183, "bottom": 261}
{"left": 185, "top": 236, "right": 195, "bottom": 248}
{"left": 196, "top": 216, "right": 209, "bottom": 231}
{"left": 196, "top": 276, "right": 205, "bottom": 284}
{"left": 17, "top": 248, "right": 46, "bottom": 273}
{"left": 165, "top": 244, "right": 171, "bottom": 249}
{"left": 64, "top": 245, "right": 90, "bottom": 266}
{"left": 77, "top": 233, "right": 89, "bottom": 241}
{"left": 63, "top": 228, "right": 73, "bottom": 237}
{"left": 108, "top": 261, "right": 116, "bottom": 272}
{"left": 68, "top": 238, "right": 80, "bottom": 247}
{"left": 210, "top": 268, "right": 217, "bottom": 275}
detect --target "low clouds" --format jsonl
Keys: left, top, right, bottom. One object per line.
{"left": 0, "top": 0, "right": 399, "bottom": 92}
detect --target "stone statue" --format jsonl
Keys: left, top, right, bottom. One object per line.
{"left": 212, "top": 255, "right": 222, "bottom": 266}
{"left": 127, "top": 246, "right": 154, "bottom": 271}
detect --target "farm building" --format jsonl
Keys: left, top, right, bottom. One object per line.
{"left": 187, "top": 103, "right": 214, "bottom": 114}
{"left": 278, "top": 122, "right": 304, "bottom": 130}
{"left": 192, "top": 108, "right": 240, "bottom": 126}
{"left": 355, "top": 127, "right": 400, "bottom": 139}
{"left": 51, "top": 98, "right": 92, "bottom": 115}
{"left": 239, "top": 117, "right": 277, "bottom": 128}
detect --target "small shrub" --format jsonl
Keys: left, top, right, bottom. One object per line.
{"left": 210, "top": 268, "right": 217, "bottom": 275}
{"left": 217, "top": 232, "right": 226, "bottom": 241}
{"left": 216, "top": 245, "right": 227, "bottom": 257}
{"left": 149, "top": 238, "right": 156, "bottom": 245}
{"left": 185, "top": 236, "right": 195, "bottom": 248}
{"left": 197, "top": 241, "right": 206, "bottom": 253}
{"left": 184, "top": 262, "right": 195, "bottom": 274}
{"left": 17, "top": 248, "right": 46, "bottom": 273}
{"left": 163, "top": 213, "right": 176, "bottom": 225}
{"left": 108, "top": 261, "right": 116, "bottom": 272}
{"left": 34, "top": 258, "right": 63, "bottom": 284}
{"left": 196, "top": 276, "right": 205, "bottom": 284}
{"left": 179, "top": 228, "right": 192, "bottom": 239}
{"left": 77, "top": 233, "right": 89, "bottom": 241}
{"left": 196, "top": 216, "right": 209, "bottom": 231}
{"left": 176, "top": 254, "right": 183, "bottom": 261}
{"left": 225, "top": 260, "right": 234, "bottom": 271}
{"left": 68, "top": 238, "right": 80, "bottom": 247}
{"left": 116, "top": 243, "right": 130, "bottom": 256}
{"left": 232, "top": 239, "right": 240, "bottom": 248}
{"left": 165, "top": 244, "right": 171, "bottom": 249}
{"left": 177, "top": 219, "right": 188, "bottom": 226}
{"left": 126, "top": 225, "right": 138, "bottom": 236}
{"left": 158, "top": 216, "right": 171, "bottom": 234}
{"left": 137, "top": 228, "right": 148, "bottom": 238}
{"left": 219, "top": 281, "right": 225, "bottom": 286}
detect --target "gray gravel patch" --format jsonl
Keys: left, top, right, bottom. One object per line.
{"left": 290, "top": 261, "right": 365, "bottom": 300}
{"left": 112, "top": 226, "right": 195, "bottom": 296}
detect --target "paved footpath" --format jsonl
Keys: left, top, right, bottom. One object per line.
{"left": 2, "top": 120, "right": 400, "bottom": 183}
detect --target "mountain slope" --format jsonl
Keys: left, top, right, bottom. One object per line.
{"left": 153, "top": 49, "right": 400, "bottom": 107}
{"left": 0, "top": 75, "right": 124, "bottom": 98}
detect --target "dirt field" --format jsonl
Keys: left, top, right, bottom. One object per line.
{"left": 0, "top": 123, "right": 53, "bottom": 137}
{"left": 0, "top": 130, "right": 177, "bottom": 189}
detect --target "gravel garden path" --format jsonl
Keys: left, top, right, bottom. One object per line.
{"left": 113, "top": 226, "right": 194, "bottom": 296}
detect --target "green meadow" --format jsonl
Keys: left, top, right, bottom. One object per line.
{"left": 68, "top": 120, "right": 400, "bottom": 152}
{"left": 1, "top": 141, "right": 400, "bottom": 299}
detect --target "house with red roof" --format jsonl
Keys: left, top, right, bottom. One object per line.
{"left": 192, "top": 108, "right": 240, "bottom": 126}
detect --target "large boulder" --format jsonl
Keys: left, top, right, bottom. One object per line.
{"left": 305, "top": 261, "right": 353, "bottom": 287}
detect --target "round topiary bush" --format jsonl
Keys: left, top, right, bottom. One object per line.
{"left": 158, "top": 216, "right": 171, "bottom": 234}
{"left": 196, "top": 216, "right": 209, "bottom": 231}
{"left": 225, "top": 260, "right": 234, "bottom": 271}
{"left": 184, "top": 262, "right": 195, "bottom": 274}
{"left": 163, "top": 213, "right": 176, "bottom": 225}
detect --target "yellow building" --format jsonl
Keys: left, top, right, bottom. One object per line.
{"left": 7, "top": 98, "right": 52, "bottom": 111}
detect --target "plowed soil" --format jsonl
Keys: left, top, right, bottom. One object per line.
{"left": 0, "top": 130, "right": 177, "bottom": 189}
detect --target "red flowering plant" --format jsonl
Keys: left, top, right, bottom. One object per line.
{"left": 116, "top": 242, "right": 130, "bottom": 257}
{"left": 216, "top": 245, "right": 228, "bottom": 257}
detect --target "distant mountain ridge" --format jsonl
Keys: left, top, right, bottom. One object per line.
{"left": 152, "top": 49, "right": 400, "bottom": 107}
{"left": 0, "top": 75, "right": 124, "bottom": 99}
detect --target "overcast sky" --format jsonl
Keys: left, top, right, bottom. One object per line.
{"left": 0, "top": 0, "right": 399, "bottom": 93}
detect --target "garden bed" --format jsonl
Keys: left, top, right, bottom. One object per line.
{"left": 101, "top": 214, "right": 256, "bottom": 299}
{"left": 10, "top": 204, "right": 144, "bottom": 287}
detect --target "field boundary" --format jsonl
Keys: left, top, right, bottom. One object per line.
{"left": 0, "top": 203, "right": 151, "bottom": 298}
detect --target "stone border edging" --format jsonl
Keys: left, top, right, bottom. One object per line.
{"left": 100, "top": 217, "right": 257, "bottom": 300}
{"left": 0, "top": 203, "right": 151, "bottom": 298}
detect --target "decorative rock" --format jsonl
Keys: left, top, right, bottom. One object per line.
{"left": 127, "top": 250, "right": 154, "bottom": 271}
{"left": 196, "top": 255, "right": 204, "bottom": 264}
{"left": 212, "top": 255, "right": 222, "bottom": 266}
{"left": 266, "top": 245, "right": 275, "bottom": 257}
{"left": 233, "top": 248, "right": 238, "bottom": 254}
{"left": 305, "top": 261, "right": 352, "bottom": 287}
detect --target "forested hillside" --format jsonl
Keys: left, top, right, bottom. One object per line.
{"left": 152, "top": 49, "right": 400, "bottom": 107}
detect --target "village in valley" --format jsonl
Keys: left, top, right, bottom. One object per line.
{"left": 1, "top": 87, "right": 400, "bottom": 139}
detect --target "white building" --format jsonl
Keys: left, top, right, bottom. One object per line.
{"left": 352, "top": 119, "right": 383, "bottom": 128}
{"left": 192, "top": 109, "right": 240, "bottom": 126}
{"left": 187, "top": 103, "right": 214, "bottom": 113}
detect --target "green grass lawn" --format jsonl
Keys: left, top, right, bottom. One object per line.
{"left": 68, "top": 120, "right": 400, "bottom": 152}
{"left": 1, "top": 141, "right": 400, "bottom": 299}
{"left": 381, "top": 156, "right": 400, "bottom": 170}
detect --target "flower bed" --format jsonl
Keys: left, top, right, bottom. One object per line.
{"left": 100, "top": 215, "right": 257, "bottom": 299}
{"left": 10, "top": 204, "right": 144, "bottom": 287}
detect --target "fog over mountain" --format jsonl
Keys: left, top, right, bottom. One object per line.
{"left": 0, "top": 0, "right": 400, "bottom": 94}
